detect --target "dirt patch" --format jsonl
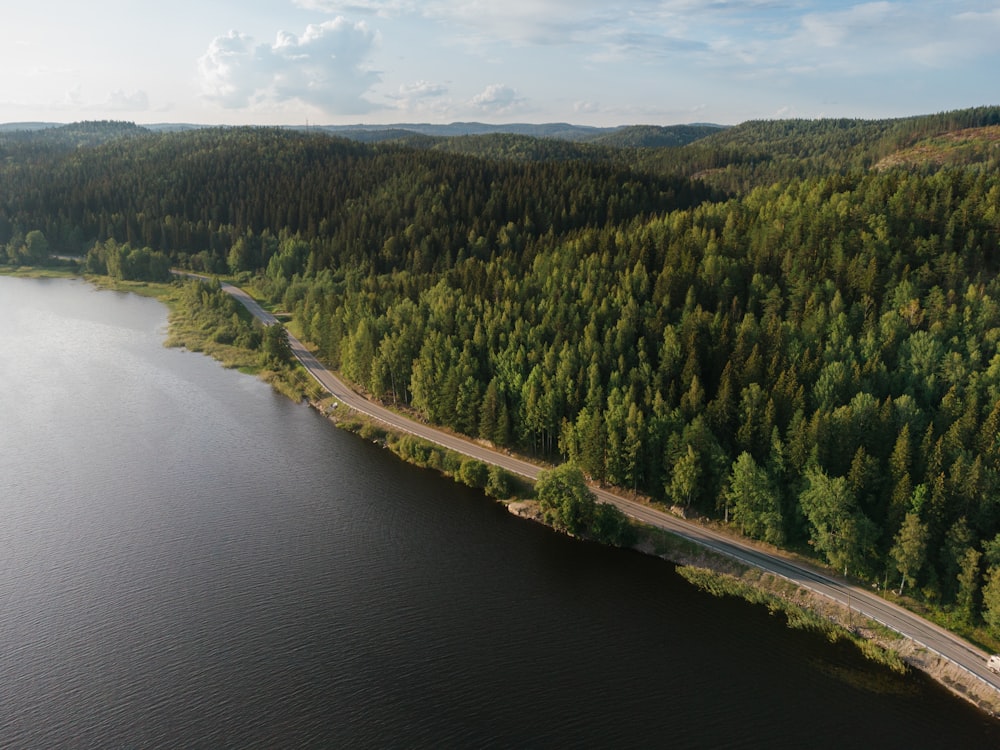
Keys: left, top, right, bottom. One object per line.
{"left": 506, "top": 500, "right": 543, "bottom": 522}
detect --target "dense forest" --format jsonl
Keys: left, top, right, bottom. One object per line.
{"left": 4, "top": 108, "right": 1000, "bottom": 630}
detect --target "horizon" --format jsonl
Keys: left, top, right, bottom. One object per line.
{"left": 0, "top": 118, "right": 726, "bottom": 130}
{"left": 4, "top": 105, "right": 996, "bottom": 133}
{"left": 4, "top": 2, "right": 999, "bottom": 128}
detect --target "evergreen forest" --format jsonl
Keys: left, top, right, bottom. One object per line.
{"left": 4, "top": 108, "right": 1000, "bottom": 630}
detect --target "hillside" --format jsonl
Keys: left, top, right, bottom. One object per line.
{"left": 0, "top": 120, "right": 150, "bottom": 148}
{"left": 874, "top": 126, "right": 1000, "bottom": 171}
{"left": 4, "top": 107, "right": 1000, "bottom": 639}
{"left": 637, "top": 106, "right": 1000, "bottom": 192}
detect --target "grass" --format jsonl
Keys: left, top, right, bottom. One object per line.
{"left": 676, "top": 565, "right": 909, "bottom": 674}
{"left": 89, "top": 272, "right": 321, "bottom": 402}
{"left": 0, "top": 264, "right": 81, "bottom": 279}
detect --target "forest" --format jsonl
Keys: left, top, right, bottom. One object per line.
{"left": 3, "top": 108, "right": 1000, "bottom": 631}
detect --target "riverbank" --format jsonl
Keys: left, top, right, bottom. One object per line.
{"left": 320, "top": 395, "right": 1000, "bottom": 717}
{"left": 507, "top": 498, "right": 1000, "bottom": 716}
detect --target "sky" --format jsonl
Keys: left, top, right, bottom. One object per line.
{"left": 2, "top": 1, "right": 999, "bottom": 127}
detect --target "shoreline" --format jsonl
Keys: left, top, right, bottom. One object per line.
{"left": 319, "top": 395, "right": 1000, "bottom": 718}
{"left": 507, "top": 494, "right": 1000, "bottom": 717}
{"left": 12, "top": 269, "right": 998, "bottom": 719}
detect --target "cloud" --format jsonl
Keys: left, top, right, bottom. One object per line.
{"left": 798, "top": 2, "right": 896, "bottom": 49}
{"left": 470, "top": 84, "right": 525, "bottom": 115}
{"left": 198, "top": 31, "right": 268, "bottom": 108}
{"left": 292, "top": 0, "right": 415, "bottom": 17}
{"left": 295, "top": 0, "right": 661, "bottom": 45}
{"left": 289, "top": 0, "right": 1000, "bottom": 73}
{"left": 104, "top": 89, "right": 150, "bottom": 111}
{"left": 384, "top": 79, "right": 450, "bottom": 115}
{"left": 198, "top": 19, "right": 381, "bottom": 114}
{"left": 266, "top": 1, "right": 999, "bottom": 123}
{"left": 770, "top": 1, "right": 1000, "bottom": 75}
{"left": 394, "top": 80, "right": 448, "bottom": 98}
{"left": 423, "top": 1, "right": 632, "bottom": 46}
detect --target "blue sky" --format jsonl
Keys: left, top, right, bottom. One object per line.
{"left": 2, "top": 1, "right": 998, "bottom": 126}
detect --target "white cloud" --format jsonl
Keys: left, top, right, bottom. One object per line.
{"left": 198, "top": 31, "right": 265, "bottom": 108}
{"left": 104, "top": 89, "right": 150, "bottom": 111}
{"left": 798, "top": 2, "right": 896, "bottom": 49}
{"left": 470, "top": 83, "right": 524, "bottom": 115}
{"left": 198, "top": 19, "right": 381, "bottom": 114}
{"left": 384, "top": 79, "right": 450, "bottom": 116}
{"left": 432, "top": 1, "right": 619, "bottom": 44}
{"left": 362, "top": 1, "right": 1000, "bottom": 80}
{"left": 184, "top": 1, "right": 1000, "bottom": 126}
{"left": 298, "top": 0, "right": 665, "bottom": 46}
{"left": 63, "top": 87, "right": 84, "bottom": 108}
{"left": 394, "top": 80, "right": 448, "bottom": 98}
{"left": 767, "top": 1, "right": 1000, "bottom": 76}
{"left": 292, "top": 0, "right": 415, "bottom": 17}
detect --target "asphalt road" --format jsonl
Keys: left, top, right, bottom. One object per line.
{"left": 213, "top": 277, "right": 1000, "bottom": 698}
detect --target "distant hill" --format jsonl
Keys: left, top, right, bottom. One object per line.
{"left": 427, "top": 133, "right": 611, "bottom": 162}
{"left": 0, "top": 120, "right": 150, "bottom": 148}
{"left": 0, "top": 122, "right": 62, "bottom": 132}
{"left": 629, "top": 105, "right": 1000, "bottom": 193}
{"left": 144, "top": 123, "right": 211, "bottom": 133}
{"left": 1, "top": 119, "right": 727, "bottom": 150}
{"left": 315, "top": 122, "right": 611, "bottom": 141}
{"left": 313, "top": 121, "right": 726, "bottom": 147}
{"left": 586, "top": 124, "right": 727, "bottom": 148}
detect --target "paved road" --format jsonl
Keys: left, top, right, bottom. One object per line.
{"left": 211, "top": 276, "right": 1000, "bottom": 697}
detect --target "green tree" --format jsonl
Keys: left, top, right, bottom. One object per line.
{"left": 955, "top": 547, "right": 982, "bottom": 623}
{"left": 591, "top": 502, "right": 638, "bottom": 548}
{"left": 667, "top": 444, "right": 701, "bottom": 510}
{"left": 485, "top": 465, "right": 515, "bottom": 499}
{"left": 941, "top": 517, "right": 974, "bottom": 603}
{"left": 23, "top": 229, "right": 49, "bottom": 264}
{"left": 724, "top": 452, "right": 784, "bottom": 545}
{"left": 799, "top": 467, "right": 878, "bottom": 576}
{"left": 982, "top": 565, "right": 1000, "bottom": 636}
{"left": 535, "top": 463, "right": 596, "bottom": 536}
{"left": 262, "top": 323, "right": 292, "bottom": 365}
{"left": 890, "top": 511, "right": 929, "bottom": 595}
{"left": 458, "top": 458, "right": 489, "bottom": 489}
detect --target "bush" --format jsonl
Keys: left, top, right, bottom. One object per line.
{"left": 486, "top": 465, "right": 515, "bottom": 499}
{"left": 458, "top": 458, "right": 489, "bottom": 488}
{"left": 535, "top": 463, "right": 596, "bottom": 536}
{"left": 591, "top": 502, "right": 638, "bottom": 547}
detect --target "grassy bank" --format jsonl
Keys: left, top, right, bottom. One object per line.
{"left": 315, "top": 396, "right": 533, "bottom": 503}
{"left": 675, "top": 564, "right": 909, "bottom": 674}
{"left": 1, "top": 265, "right": 81, "bottom": 279}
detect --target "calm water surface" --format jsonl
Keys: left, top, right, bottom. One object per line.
{"left": 1, "top": 276, "right": 999, "bottom": 748}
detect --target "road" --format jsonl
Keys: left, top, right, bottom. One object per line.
{"left": 213, "top": 276, "right": 1000, "bottom": 697}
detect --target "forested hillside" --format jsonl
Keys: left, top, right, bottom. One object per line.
{"left": 4, "top": 107, "right": 1000, "bottom": 628}
{"left": 0, "top": 126, "right": 709, "bottom": 273}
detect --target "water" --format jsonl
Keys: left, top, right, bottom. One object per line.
{"left": 1, "top": 275, "right": 999, "bottom": 748}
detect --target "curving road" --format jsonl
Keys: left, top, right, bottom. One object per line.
{"left": 213, "top": 276, "right": 1000, "bottom": 699}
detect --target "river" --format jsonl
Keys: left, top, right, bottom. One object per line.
{"left": 1, "top": 275, "right": 999, "bottom": 748}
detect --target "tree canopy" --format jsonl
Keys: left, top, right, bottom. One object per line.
{"left": 5, "top": 108, "right": 1000, "bottom": 629}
